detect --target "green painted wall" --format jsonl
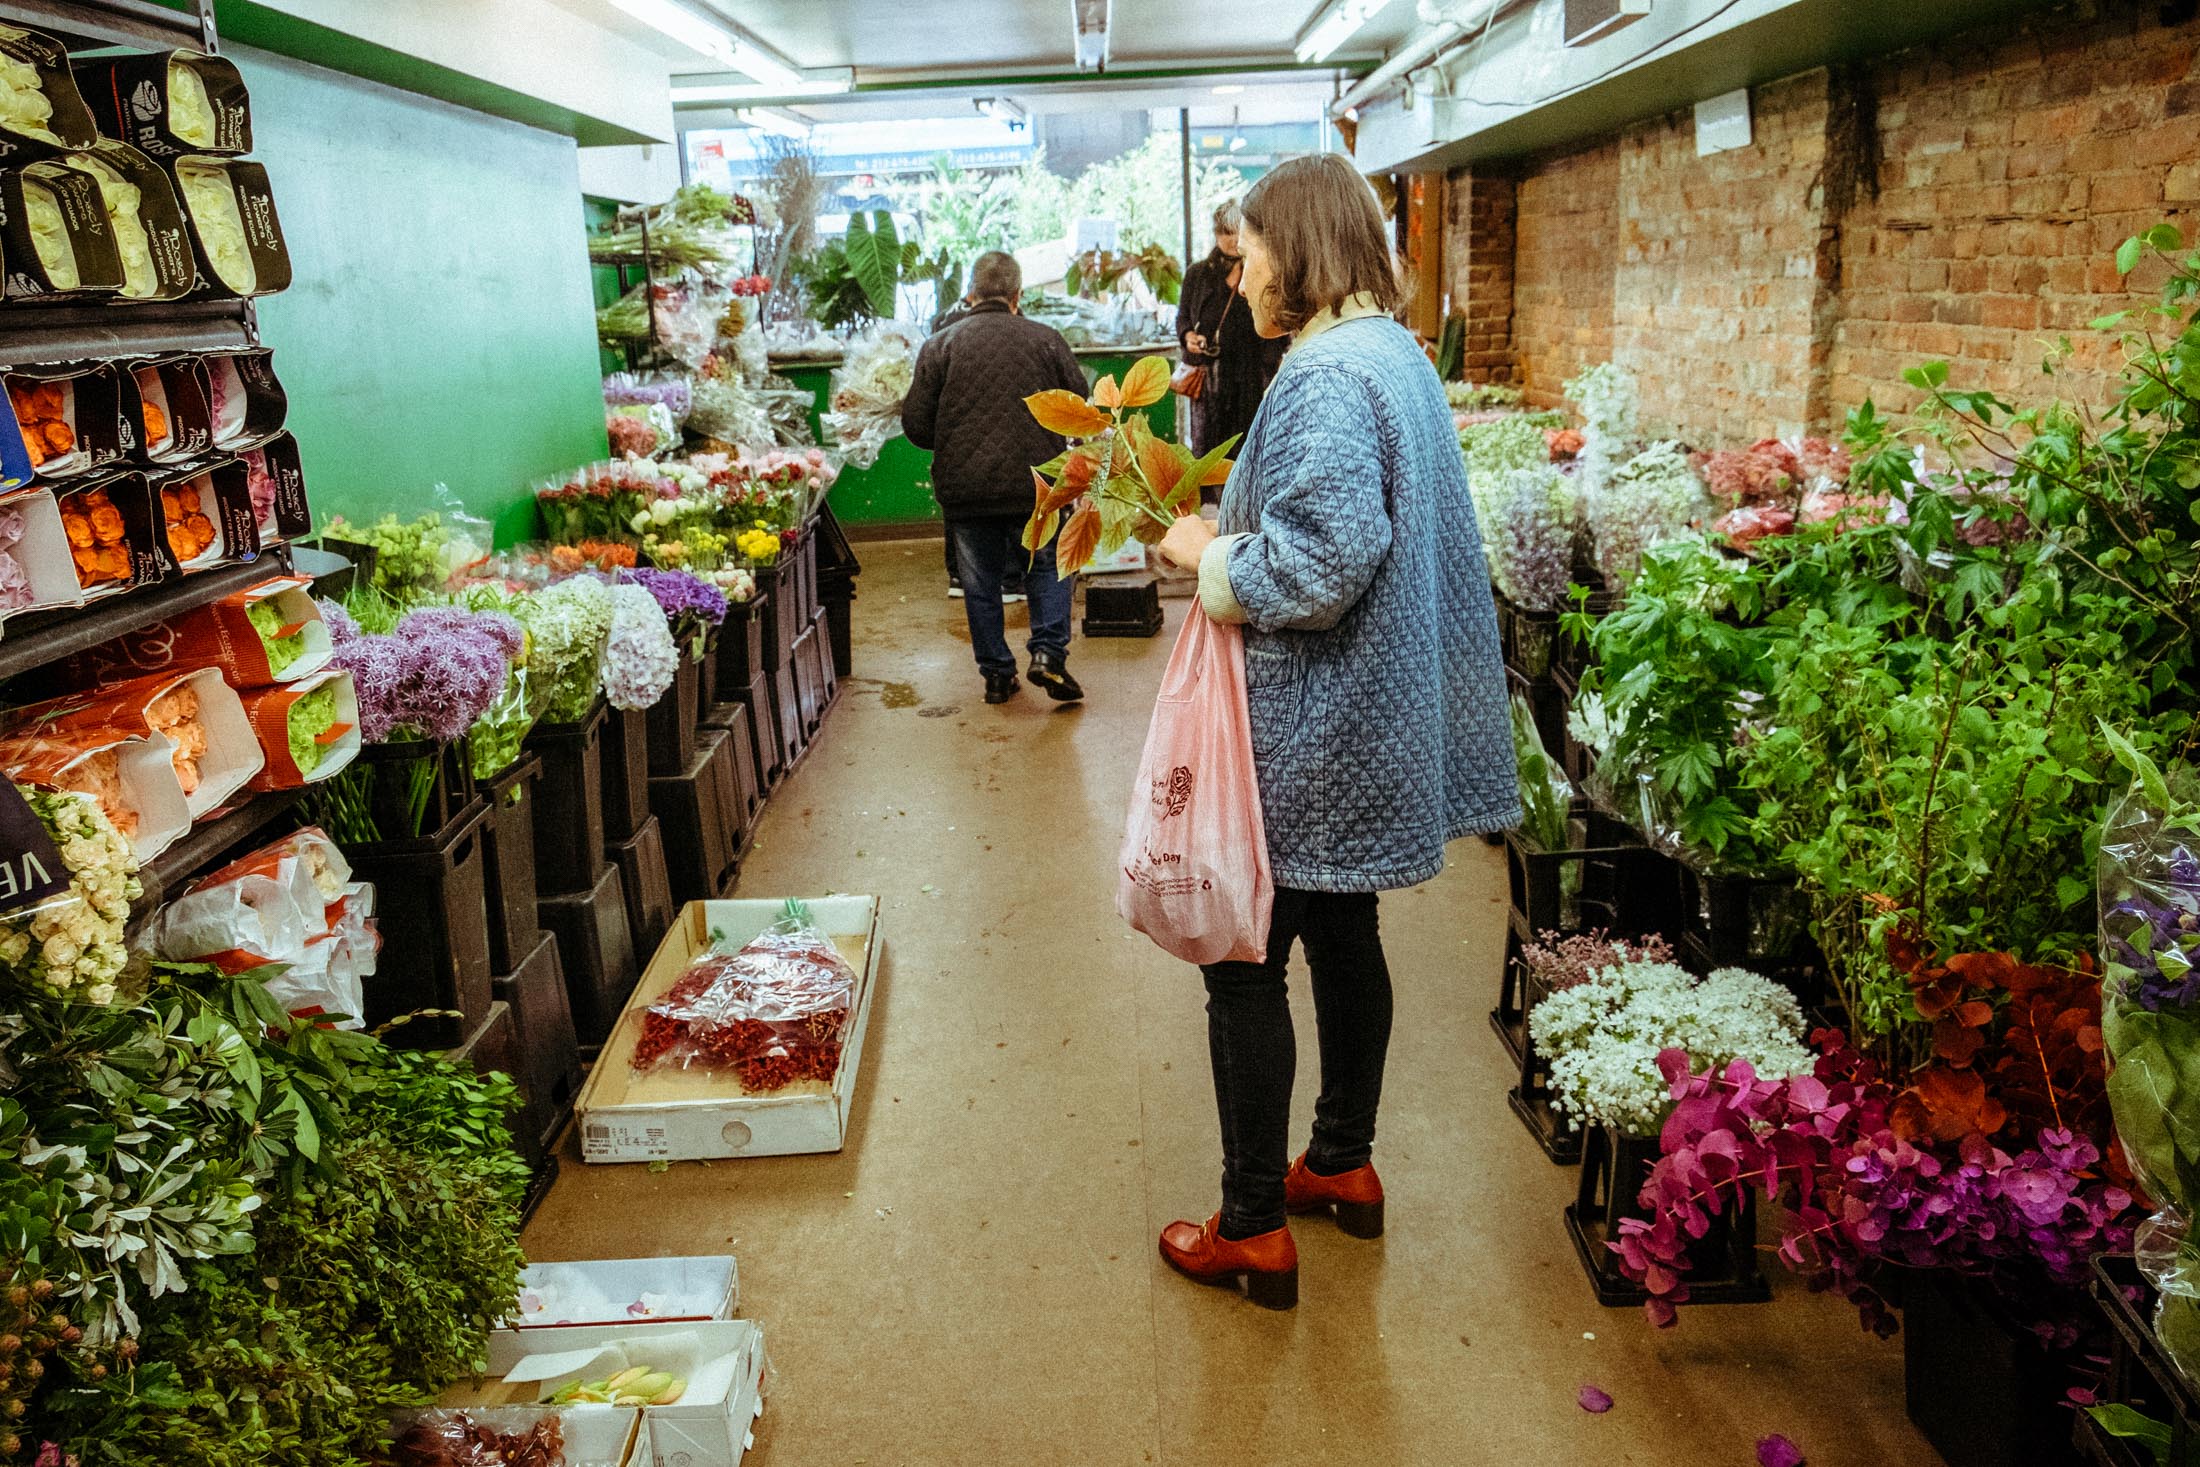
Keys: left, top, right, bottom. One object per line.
{"left": 234, "top": 47, "right": 607, "bottom": 546}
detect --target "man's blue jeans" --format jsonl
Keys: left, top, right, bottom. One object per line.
{"left": 948, "top": 515, "right": 1072, "bottom": 678}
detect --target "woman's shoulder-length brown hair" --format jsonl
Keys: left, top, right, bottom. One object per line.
{"left": 1239, "top": 153, "right": 1403, "bottom": 335}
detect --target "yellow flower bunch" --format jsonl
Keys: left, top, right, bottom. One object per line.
{"left": 736, "top": 528, "right": 780, "bottom": 565}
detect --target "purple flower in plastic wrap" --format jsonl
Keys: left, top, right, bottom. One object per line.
{"left": 331, "top": 634, "right": 404, "bottom": 742}
{"left": 2105, "top": 844, "right": 2200, "bottom": 1009}
{"left": 1489, "top": 470, "right": 1573, "bottom": 612}
{"left": 242, "top": 447, "right": 277, "bottom": 528}
{"left": 397, "top": 605, "right": 525, "bottom": 662}
{"left": 317, "top": 596, "right": 359, "bottom": 645}
{"left": 621, "top": 566, "right": 728, "bottom": 631}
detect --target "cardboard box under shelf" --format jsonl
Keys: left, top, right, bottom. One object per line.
{"left": 484, "top": 1319, "right": 767, "bottom": 1467}
{"left": 577, "top": 896, "right": 880, "bottom": 1163}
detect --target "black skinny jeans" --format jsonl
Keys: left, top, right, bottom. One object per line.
{"left": 1200, "top": 888, "right": 1394, "bottom": 1239}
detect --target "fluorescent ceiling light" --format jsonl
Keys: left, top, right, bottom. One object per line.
{"left": 604, "top": 0, "right": 803, "bottom": 88}
{"left": 1295, "top": 0, "right": 1390, "bottom": 63}
{"left": 737, "top": 106, "right": 812, "bottom": 138}
{"left": 1071, "top": 0, "right": 1110, "bottom": 71}
{"left": 1228, "top": 135, "right": 1248, "bottom": 151}
{"left": 1212, "top": 84, "right": 1245, "bottom": 94}
{"left": 670, "top": 71, "right": 854, "bottom": 104}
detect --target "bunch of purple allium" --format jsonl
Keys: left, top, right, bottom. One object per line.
{"left": 621, "top": 566, "right": 728, "bottom": 657}
{"left": 1489, "top": 468, "right": 1575, "bottom": 612}
{"left": 317, "top": 596, "right": 359, "bottom": 645}
{"left": 1520, "top": 928, "right": 1674, "bottom": 994}
{"left": 331, "top": 605, "right": 519, "bottom": 743}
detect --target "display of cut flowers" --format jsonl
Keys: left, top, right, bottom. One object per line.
{"left": 601, "top": 581, "right": 679, "bottom": 712}
{"left": 1022, "top": 355, "right": 1234, "bottom": 575}
{"left": 1527, "top": 958, "right": 1811, "bottom": 1135}
{"left": 822, "top": 325, "right": 919, "bottom": 470}
{"left": 621, "top": 566, "right": 726, "bottom": 660}
{"left": 0, "top": 785, "right": 142, "bottom": 1006}
{"left": 539, "top": 459, "right": 680, "bottom": 547}
{"left": 2097, "top": 739, "right": 2200, "bottom": 1381}
{"left": 462, "top": 575, "right": 615, "bottom": 725}
{"left": 323, "top": 508, "right": 489, "bottom": 598}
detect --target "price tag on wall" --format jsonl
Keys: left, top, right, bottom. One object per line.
{"left": 0, "top": 782, "right": 71, "bottom": 916}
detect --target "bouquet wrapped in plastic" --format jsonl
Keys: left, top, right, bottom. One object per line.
{"left": 2099, "top": 743, "right": 2200, "bottom": 1384}
{"left": 632, "top": 900, "right": 854, "bottom": 1091}
{"left": 821, "top": 325, "right": 918, "bottom": 469}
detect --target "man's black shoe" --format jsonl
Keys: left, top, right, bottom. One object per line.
{"left": 984, "top": 672, "right": 1021, "bottom": 704}
{"left": 1028, "top": 653, "right": 1085, "bottom": 703}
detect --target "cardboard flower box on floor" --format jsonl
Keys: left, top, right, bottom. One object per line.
{"left": 482, "top": 1320, "right": 768, "bottom": 1467}
{"left": 576, "top": 896, "right": 879, "bottom": 1163}
{"left": 515, "top": 1255, "right": 740, "bottom": 1330}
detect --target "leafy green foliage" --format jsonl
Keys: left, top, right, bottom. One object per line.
{"left": 841, "top": 209, "right": 903, "bottom": 319}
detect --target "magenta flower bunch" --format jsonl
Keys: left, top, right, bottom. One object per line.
{"left": 1616, "top": 1036, "right": 2134, "bottom": 1339}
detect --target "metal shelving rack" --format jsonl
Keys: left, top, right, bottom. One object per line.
{"left": 0, "top": 0, "right": 303, "bottom": 901}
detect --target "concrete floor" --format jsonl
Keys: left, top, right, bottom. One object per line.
{"left": 524, "top": 540, "right": 1942, "bottom": 1467}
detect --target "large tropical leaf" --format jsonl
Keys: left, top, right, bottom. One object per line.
{"left": 1120, "top": 355, "right": 1171, "bottom": 409}
{"left": 1025, "top": 390, "right": 1110, "bottom": 437}
{"left": 1056, "top": 506, "right": 1102, "bottom": 574}
{"left": 1171, "top": 434, "right": 1240, "bottom": 513}
{"left": 1034, "top": 466, "right": 1085, "bottom": 516}
{"left": 843, "top": 209, "right": 902, "bottom": 318}
{"left": 1136, "top": 428, "right": 1186, "bottom": 506}
{"left": 1023, "top": 501, "right": 1060, "bottom": 553}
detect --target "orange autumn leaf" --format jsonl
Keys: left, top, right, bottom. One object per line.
{"left": 1201, "top": 455, "right": 1235, "bottom": 487}
{"left": 1034, "top": 466, "right": 1084, "bottom": 516}
{"left": 1026, "top": 389, "right": 1109, "bottom": 438}
{"left": 1091, "top": 374, "right": 1122, "bottom": 409}
{"left": 1136, "top": 430, "right": 1185, "bottom": 504}
{"left": 1119, "top": 355, "right": 1171, "bottom": 409}
{"left": 1022, "top": 502, "right": 1060, "bottom": 554}
{"left": 1056, "top": 505, "right": 1101, "bottom": 574}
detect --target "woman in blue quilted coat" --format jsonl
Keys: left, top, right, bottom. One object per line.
{"left": 1154, "top": 153, "right": 1519, "bottom": 1310}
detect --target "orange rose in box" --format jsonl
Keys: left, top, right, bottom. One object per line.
{"left": 60, "top": 486, "right": 132, "bottom": 589}
{"left": 0, "top": 726, "right": 192, "bottom": 862}
{"left": 5, "top": 668, "right": 265, "bottom": 819}
{"left": 7, "top": 379, "right": 73, "bottom": 468}
{"left": 160, "top": 478, "right": 218, "bottom": 564}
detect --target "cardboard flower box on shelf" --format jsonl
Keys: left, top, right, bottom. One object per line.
{"left": 7, "top": 664, "right": 263, "bottom": 819}
{"left": 577, "top": 895, "right": 880, "bottom": 1163}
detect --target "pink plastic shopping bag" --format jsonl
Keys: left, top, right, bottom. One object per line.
{"left": 1117, "top": 608, "right": 1274, "bottom": 965}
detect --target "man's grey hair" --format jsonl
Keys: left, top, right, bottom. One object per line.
{"left": 970, "top": 250, "right": 1022, "bottom": 302}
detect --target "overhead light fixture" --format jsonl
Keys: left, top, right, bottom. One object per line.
{"left": 736, "top": 106, "right": 812, "bottom": 138}
{"left": 1295, "top": 0, "right": 1390, "bottom": 63}
{"left": 1071, "top": 0, "right": 1110, "bottom": 71}
{"left": 975, "top": 96, "right": 1028, "bottom": 127}
{"left": 1212, "top": 84, "right": 1245, "bottom": 94}
{"left": 604, "top": 0, "right": 803, "bottom": 88}
{"left": 1228, "top": 135, "right": 1248, "bottom": 152}
{"left": 670, "top": 71, "right": 855, "bottom": 104}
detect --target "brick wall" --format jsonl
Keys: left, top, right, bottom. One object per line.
{"left": 1446, "top": 0, "right": 2200, "bottom": 445}
{"left": 1510, "top": 140, "right": 1619, "bottom": 411}
{"left": 1445, "top": 166, "right": 1520, "bottom": 384}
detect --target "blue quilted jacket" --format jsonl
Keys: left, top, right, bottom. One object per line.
{"left": 1199, "top": 312, "right": 1519, "bottom": 892}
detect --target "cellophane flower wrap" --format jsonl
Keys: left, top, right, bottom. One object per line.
{"left": 631, "top": 900, "right": 855, "bottom": 1091}
{"left": 0, "top": 505, "right": 32, "bottom": 612}
{"left": 601, "top": 582, "right": 679, "bottom": 712}
{"left": 0, "top": 788, "right": 143, "bottom": 1006}
{"left": 620, "top": 566, "right": 726, "bottom": 661}
{"left": 508, "top": 576, "right": 614, "bottom": 724}
{"left": 821, "top": 326, "right": 918, "bottom": 469}
{"left": 2098, "top": 751, "right": 2200, "bottom": 1380}
{"left": 1526, "top": 959, "right": 1812, "bottom": 1135}
{"left": 1587, "top": 442, "right": 1708, "bottom": 589}
{"left": 1489, "top": 466, "right": 1573, "bottom": 613}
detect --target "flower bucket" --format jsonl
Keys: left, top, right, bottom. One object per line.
{"left": 599, "top": 703, "right": 651, "bottom": 843}
{"left": 646, "top": 652, "right": 700, "bottom": 776}
{"left": 647, "top": 725, "right": 739, "bottom": 906}
{"left": 525, "top": 699, "right": 609, "bottom": 898}
{"left": 344, "top": 795, "right": 494, "bottom": 1050}
{"left": 1904, "top": 1271, "right": 2079, "bottom": 1467}
{"left": 480, "top": 752, "right": 545, "bottom": 975}
{"left": 491, "top": 927, "right": 581, "bottom": 1163}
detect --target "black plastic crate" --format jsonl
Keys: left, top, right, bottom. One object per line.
{"left": 1506, "top": 960, "right": 1585, "bottom": 1166}
{"left": 1507, "top": 666, "right": 1567, "bottom": 765}
{"left": 792, "top": 621, "right": 823, "bottom": 734}
{"left": 808, "top": 607, "right": 840, "bottom": 716}
{"left": 345, "top": 797, "right": 494, "bottom": 1050}
{"left": 709, "top": 599, "right": 766, "bottom": 708}
{"left": 1085, "top": 574, "right": 1164, "bottom": 637}
{"left": 766, "top": 659, "right": 803, "bottom": 780}
{"left": 538, "top": 861, "right": 638, "bottom": 1050}
{"left": 599, "top": 704, "right": 652, "bottom": 844}
{"left": 609, "top": 811, "right": 676, "bottom": 962}
{"left": 1505, "top": 603, "right": 1564, "bottom": 683}
{"left": 490, "top": 929, "right": 580, "bottom": 1163}
{"left": 2083, "top": 1257, "right": 2200, "bottom": 1467}
{"left": 648, "top": 726, "right": 739, "bottom": 907}
{"left": 1564, "top": 1123, "right": 1768, "bottom": 1308}
{"left": 479, "top": 753, "right": 545, "bottom": 976}
{"left": 348, "top": 737, "right": 476, "bottom": 846}
{"left": 696, "top": 624, "right": 720, "bottom": 716}
{"left": 724, "top": 703, "right": 763, "bottom": 846}
{"left": 1907, "top": 1271, "right": 2084, "bottom": 1467}
{"left": 733, "top": 670, "right": 774, "bottom": 794}
{"left": 525, "top": 700, "right": 608, "bottom": 897}
{"left": 824, "top": 591, "right": 854, "bottom": 679}
{"left": 646, "top": 654, "right": 701, "bottom": 777}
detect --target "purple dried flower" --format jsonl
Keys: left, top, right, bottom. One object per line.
{"left": 1576, "top": 1384, "right": 1613, "bottom": 1414}
{"left": 1756, "top": 1435, "right": 1805, "bottom": 1467}
{"left": 1490, "top": 469, "right": 1574, "bottom": 612}
{"left": 330, "top": 606, "right": 518, "bottom": 744}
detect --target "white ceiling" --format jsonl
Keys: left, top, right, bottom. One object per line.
{"left": 550, "top": 0, "right": 1422, "bottom": 78}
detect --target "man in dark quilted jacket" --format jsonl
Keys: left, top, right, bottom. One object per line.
{"left": 904, "top": 251, "right": 1089, "bottom": 706}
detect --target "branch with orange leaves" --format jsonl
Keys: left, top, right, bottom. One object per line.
{"left": 1021, "top": 354, "right": 1238, "bottom": 575}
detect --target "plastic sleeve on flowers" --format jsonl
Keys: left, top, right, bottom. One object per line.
{"left": 631, "top": 915, "right": 857, "bottom": 1090}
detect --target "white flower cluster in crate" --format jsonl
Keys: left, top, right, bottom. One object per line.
{"left": 1528, "top": 959, "right": 1812, "bottom": 1135}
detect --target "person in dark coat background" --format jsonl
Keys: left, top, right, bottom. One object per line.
{"left": 1176, "top": 200, "right": 1288, "bottom": 462}
{"left": 903, "top": 251, "right": 1089, "bottom": 707}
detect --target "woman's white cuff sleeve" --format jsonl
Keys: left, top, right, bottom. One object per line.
{"left": 1197, "top": 533, "right": 1251, "bottom": 625}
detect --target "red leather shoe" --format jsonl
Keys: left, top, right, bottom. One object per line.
{"left": 1158, "top": 1214, "right": 1299, "bottom": 1310}
{"left": 1285, "top": 1154, "right": 1385, "bottom": 1238}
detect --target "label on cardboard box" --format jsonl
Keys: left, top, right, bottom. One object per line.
{"left": 0, "top": 781, "right": 69, "bottom": 915}
{"left": 582, "top": 1116, "right": 674, "bottom": 1163}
